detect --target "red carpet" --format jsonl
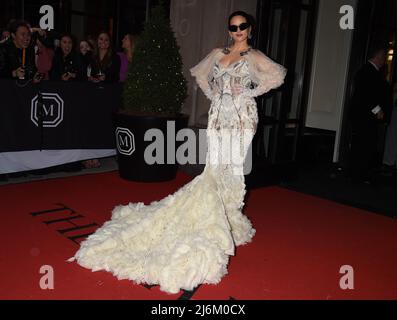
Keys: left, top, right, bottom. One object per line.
{"left": 1, "top": 171, "right": 396, "bottom": 300}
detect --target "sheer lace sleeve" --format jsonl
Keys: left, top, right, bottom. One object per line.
{"left": 190, "top": 48, "right": 221, "bottom": 100}
{"left": 245, "top": 49, "right": 287, "bottom": 98}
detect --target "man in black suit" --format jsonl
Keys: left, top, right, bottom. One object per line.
{"left": 348, "top": 43, "right": 393, "bottom": 184}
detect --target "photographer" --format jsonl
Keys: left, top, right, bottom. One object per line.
{"left": 0, "top": 20, "right": 40, "bottom": 81}
{"left": 50, "top": 33, "right": 86, "bottom": 81}
{"left": 0, "top": 28, "right": 10, "bottom": 44}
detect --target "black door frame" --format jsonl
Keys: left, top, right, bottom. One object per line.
{"left": 338, "top": 0, "right": 397, "bottom": 168}
{"left": 247, "top": 0, "right": 318, "bottom": 187}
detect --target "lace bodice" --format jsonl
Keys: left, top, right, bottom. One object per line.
{"left": 211, "top": 58, "right": 252, "bottom": 96}
{"left": 191, "top": 47, "right": 286, "bottom": 133}
{"left": 207, "top": 58, "right": 258, "bottom": 132}
{"left": 190, "top": 47, "right": 287, "bottom": 102}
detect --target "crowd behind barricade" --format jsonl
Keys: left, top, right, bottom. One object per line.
{"left": 0, "top": 19, "right": 136, "bottom": 84}
{"left": 0, "top": 19, "right": 136, "bottom": 170}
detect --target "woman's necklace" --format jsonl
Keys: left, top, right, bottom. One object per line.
{"left": 222, "top": 46, "right": 252, "bottom": 56}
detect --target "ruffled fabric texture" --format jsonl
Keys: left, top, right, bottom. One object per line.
{"left": 69, "top": 166, "right": 255, "bottom": 294}
{"left": 189, "top": 47, "right": 287, "bottom": 100}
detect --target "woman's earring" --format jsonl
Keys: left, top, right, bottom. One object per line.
{"left": 248, "top": 34, "right": 252, "bottom": 40}
{"left": 224, "top": 36, "right": 231, "bottom": 54}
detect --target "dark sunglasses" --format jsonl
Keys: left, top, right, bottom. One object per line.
{"left": 228, "top": 22, "right": 250, "bottom": 32}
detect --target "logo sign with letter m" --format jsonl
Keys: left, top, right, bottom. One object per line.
{"left": 116, "top": 127, "right": 135, "bottom": 156}
{"left": 31, "top": 93, "right": 64, "bottom": 128}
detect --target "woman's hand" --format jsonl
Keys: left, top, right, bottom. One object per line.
{"left": 61, "top": 72, "right": 74, "bottom": 81}
{"left": 30, "top": 27, "right": 47, "bottom": 37}
{"left": 33, "top": 72, "right": 43, "bottom": 84}
{"left": 12, "top": 67, "right": 25, "bottom": 78}
{"left": 88, "top": 75, "right": 105, "bottom": 83}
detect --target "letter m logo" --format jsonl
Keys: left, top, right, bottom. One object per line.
{"left": 116, "top": 127, "right": 135, "bottom": 156}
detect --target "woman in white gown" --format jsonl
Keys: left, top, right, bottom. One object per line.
{"left": 69, "top": 11, "right": 286, "bottom": 294}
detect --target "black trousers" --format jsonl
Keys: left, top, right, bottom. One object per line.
{"left": 348, "top": 123, "right": 381, "bottom": 181}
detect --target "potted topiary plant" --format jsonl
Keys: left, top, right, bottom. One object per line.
{"left": 114, "top": 1, "right": 189, "bottom": 182}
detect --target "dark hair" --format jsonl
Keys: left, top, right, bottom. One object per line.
{"left": 59, "top": 33, "right": 75, "bottom": 45}
{"left": 9, "top": 20, "right": 30, "bottom": 35}
{"left": 228, "top": 11, "right": 256, "bottom": 31}
{"left": 6, "top": 19, "right": 16, "bottom": 31}
{"left": 368, "top": 41, "right": 387, "bottom": 59}
{"left": 56, "top": 33, "right": 76, "bottom": 55}
{"left": 86, "top": 35, "right": 96, "bottom": 46}
{"left": 122, "top": 33, "right": 137, "bottom": 54}
{"left": 80, "top": 39, "right": 94, "bottom": 51}
{"left": 93, "top": 31, "right": 114, "bottom": 69}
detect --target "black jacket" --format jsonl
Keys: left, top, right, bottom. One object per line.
{"left": 0, "top": 39, "right": 37, "bottom": 79}
{"left": 350, "top": 62, "right": 393, "bottom": 128}
{"left": 50, "top": 49, "right": 86, "bottom": 81}
{"left": 80, "top": 51, "right": 92, "bottom": 73}
{"left": 90, "top": 52, "right": 121, "bottom": 83}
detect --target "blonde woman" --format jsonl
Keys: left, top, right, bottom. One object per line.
{"left": 118, "top": 33, "right": 136, "bottom": 82}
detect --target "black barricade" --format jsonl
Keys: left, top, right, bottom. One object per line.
{"left": 0, "top": 79, "right": 122, "bottom": 152}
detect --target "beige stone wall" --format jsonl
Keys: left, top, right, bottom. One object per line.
{"left": 305, "top": 0, "right": 356, "bottom": 161}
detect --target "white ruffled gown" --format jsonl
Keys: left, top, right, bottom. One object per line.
{"left": 69, "top": 48, "right": 286, "bottom": 294}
